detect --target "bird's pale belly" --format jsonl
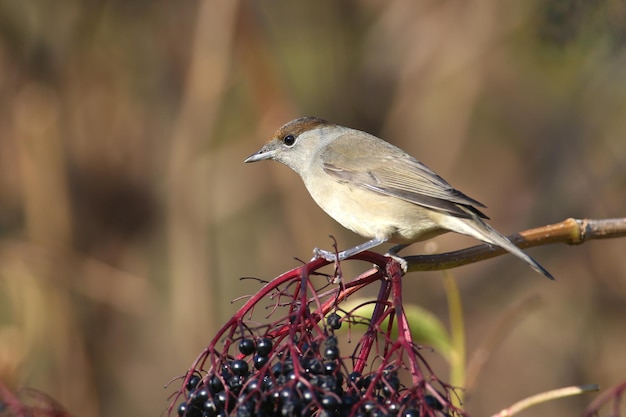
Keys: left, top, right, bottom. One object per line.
{"left": 306, "top": 179, "right": 447, "bottom": 244}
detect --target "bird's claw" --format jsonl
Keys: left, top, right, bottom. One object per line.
{"left": 384, "top": 253, "right": 408, "bottom": 273}
{"left": 311, "top": 247, "right": 338, "bottom": 263}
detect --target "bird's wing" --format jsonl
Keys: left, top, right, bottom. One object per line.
{"left": 320, "top": 132, "right": 489, "bottom": 220}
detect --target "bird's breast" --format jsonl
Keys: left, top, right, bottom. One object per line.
{"left": 302, "top": 173, "right": 445, "bottom": 243}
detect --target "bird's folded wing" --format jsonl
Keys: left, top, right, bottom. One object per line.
{"left": 320, "top": 132, "right": 488, "bottom": 220}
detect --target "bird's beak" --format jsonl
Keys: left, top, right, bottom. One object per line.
{"left": 244, "top": 147, "right": 277, "bottom": 163}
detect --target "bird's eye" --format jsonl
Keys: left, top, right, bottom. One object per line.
{"left": 283, "top": 134, "right": 296, "bottom": 147}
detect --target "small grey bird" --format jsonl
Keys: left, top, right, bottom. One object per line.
{"left": 245, "top": 117, "right": 553, "bottom": 279}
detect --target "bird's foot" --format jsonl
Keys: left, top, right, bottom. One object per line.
{"left": 384, "top": 253, "right": 408, "bottom": 273}
{"left": 311, "top": 247, "right": 339, "bottom": 263}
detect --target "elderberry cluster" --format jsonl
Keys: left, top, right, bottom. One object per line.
{"left": 177, "top": 322, "right": 447, "bottom": 417}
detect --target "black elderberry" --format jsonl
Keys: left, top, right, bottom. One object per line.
{"left": 258, "top": 398, "right": 275, "bottom": 416}
{"left": 319, "top": 375, "right": 340, "bottom": 392}
{"left": 403, "top": 398, "right": 420, "bottom": 410}
{"left": 227, "top": 394, "right": 238, "bottom": 413}
{"left": 235, "top": 401, "right": 255, "bottom": 417}
{"left": 306, "top": 358, "right": 324, "bottom": 374}
{"left": 238, "top": 338, "right": 256, "bottom": 356}
{"left": 271, "top": 362, "right": 283, "bottom": 377}
{"left": 256, "top": 409, "right": 274, "bottom": 417}
{"left": 208, "top": 375, "right": 224, "bottom": 393}
{"left": 228, "top": 375, "right": 244, "bottom": 393}
{"left": 301, "top": 388, "right": 315, "bottom": 402}
{"left": 277, "top": 374, "right": 288, "bottom": 386}
{"left": 362, "top": 401, "right": 378, "bottom": 413}
{"left": 288, "top": 313, "right": 298, "bottom": 324}
{"left": 358, "top": 375, "right": 373, "bottom": 389}
{"left": 307, "top": 374, "right": 320, "bottom": 387}
{"left": 283, "top": 358, "right": 295, "bottom": 373}
{"left": 402, "top": 408, "right": 420, "bottom": 417}
{"left": 295, "top": 379, "right": 307, "bottom": 391}
{"left": 382, "top": 377, "right": 400, "bottom": 397}
{"left": 203, "top": 400, "right": 218, "bottom": 417}
{"left": 323, "top": 361, "right": 338, "bottom": 374}
{"left": 230, "top": 359, "right": 249, "bottom": 376}
{"left": 272, "top": 389, "right": 282, "bottom": 402}
{"left": 324, "top": 345, "right": 340, "bottom": 360}
{"left": 301, "top": 341, "right": 318, "bottom": 356}
{"left": 244, "top": 378, "right": 259, "bottom": 393}
{"left": 325, "top": 335, "right": 338, "bottom": 347}
{"left": 371, "top": 409, "right": 390, "bottom": 417}
{"left": 186, "top": 374, "right": 202, "bottom": 392}
{"left": 189, "top": 388, "right": 209, "bottom": 405}
{"left": 261, "top": 375, "right": 273, "bottom": 391}
{"left": 178, "top": 402, "right": 203, "bottom": 417}
{"left": 234, "top": 408, "right": 251, "bottom": 417}
{"left": 280, "top": 399, "right": 300, "bottom": 417}
{"left": 336, "top": 372, "right": 344, "bottom": 386}
{"left": 424, "top": 395, "right": 443, "bottom": 410}
{"left": 348, "top": 371, "right": 361, "bottom": 384}
{"left": 326, "top": 312, "right": 342, "bottom": 330}
{"left": 256, "top": 338, "right": 273, "bottom": 356}
{"left": 385, "top": 400, "right": 400, "bottom": 415}
{"left": 321, "top": 394, "right": 341, "bottom": 409}
{"left": 341, "top": 394, "right": 359, "bottom": 411}
{"left": 177, "top": 402, "right": 189, "bottom": 417}
{"left": 221, "top": 362, "right": 231, "bottom": 374}
{"left": 388, "top": 375, "right": 400, "bottom": 389}
{"left": 215, "top": 391, "right": 228, "bottom": 408}
{"left": 253, "top": 354, "right": 269, "bottom": 369}
{"left": 283, "top": 387, "right": 295, "bottom": 399}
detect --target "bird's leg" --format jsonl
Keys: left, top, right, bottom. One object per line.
{"left": 387, "top": 244, "right": 411, "bottom": 256}
{"left": 312, "top": 237, "right": 388, "bottom": 262}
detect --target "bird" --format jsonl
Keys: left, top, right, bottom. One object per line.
{"left": 244, "top": 117, "right": 553, "bottom": 279}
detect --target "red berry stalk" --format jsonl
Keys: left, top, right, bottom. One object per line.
{"left": 167, "top": 251, "right": 465, "bottom": 417}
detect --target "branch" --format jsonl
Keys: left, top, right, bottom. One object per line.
{"left": 404, "top": 217, "right": 626, "bottom": 273}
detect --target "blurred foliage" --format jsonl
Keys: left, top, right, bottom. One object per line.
{"left": 0, "top": 1, "right": 625, "bottom": 416}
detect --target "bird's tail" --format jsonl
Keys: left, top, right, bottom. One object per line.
{"left": 436, "top": 214, "right": 554, "bottom": 280}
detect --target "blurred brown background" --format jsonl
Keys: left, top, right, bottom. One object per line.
{"left": 0, "top": 1, "right": 625, "bottom": 416}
